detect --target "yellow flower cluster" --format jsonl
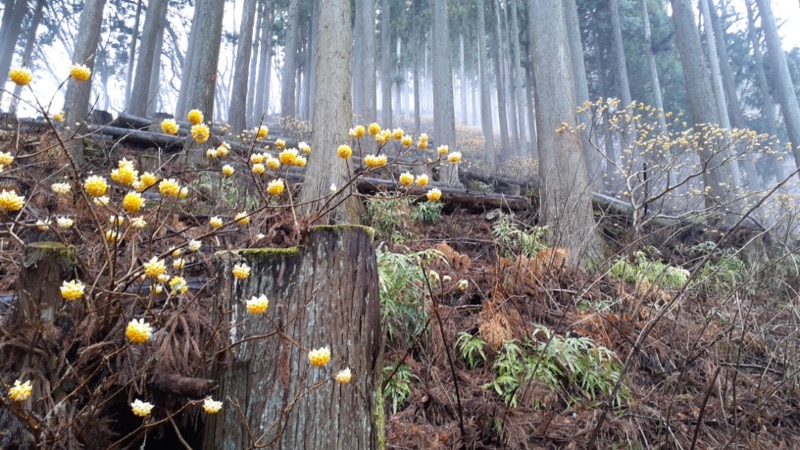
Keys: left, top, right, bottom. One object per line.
{"left": 274, "top": 139, "right": 286, "bottom": 149}
{"left": 417, "top": 133, "right": 429, "bottom": 150}
{"left": 161, "top": 118, "right": 179, "bottom": 135}
{"left": 299, "top": 142, "right": 311, "bottom": 154}
{"left": 279, "top": 148, "right": 298, "bottom": 166}
{"left": 337, "top": 145, "right": 352, "bottom": 159}
{"left": 9, "top": 67, "right": 32, "bottom": 86}
{"left": 308, "top": 347, "right": 331, "bottom": 367}
{"left": 245, "top": 294, "right": 269, "bottom": 315}
{"left": 252, "top": 163, "right": 265, "bottom": 174}
{"left": 235, "top": 212, "right": 250, "bottom": 225}
{"left": 350, "top": 125, "right": 366, "bottom": 138}
{"left": 139, "top": 172, "right": 158, "bottom": 190}
{"left": 447, "top": 152, "right": 462, "bottom": 164}
{"left": 368, "top": 123, "right": 381, "bottom": 136}
{"left": 143, "top": 257, "right": 166, "bottom": 278}
{"left": 427, "top": 188, "right": 442, "bottom": 202}
{"left": 335, "top": 368, "right": 352, "bottom": 384}
{"left": 399, "top": 172, "right": 414, "bottom": 186}
{"left": 60, "top": 280, "right": 85, "bottom": 301}
{"left": 222, "top": 165, "right": 235, "bottom": 176}
{"left": 84, "top": 175, "right": 108, "bottom": 197}
{"left": 364, "top": 154, "right": 387, "bottom": 168}
{"left": 210, "top": 216, "right": 223, "bottom": 228}
{"left": 187, "top": 109, "right": 204, "bottom": 126}
{"left": 415, "top": 174, "right": 429, "bottom": 187}
{"left": 232, "top": 263, "right": 251, "bottom": 280}
{"left": 123, "top": 192, "right": 145, "bottom": 212}
{"left": 70, "top": 64, "right": 91, "bottom": 82}
{"left": 267, "top": 179, "right": 285, "bottom": 196}
{"left": 130, "top": 399, "right": 154, "bottom": 417}
{"left": 437, "top": 145, "right": 449, "bottom": 156}
{"left": 169, "top": 275, "right": 188, "bottom": 294}
{"left": 203, "top": 398, "right": 223, "bottom": 414}
{"left": 126, "top": 318, "right": 153, "bottom": 344}
{"left": 8, "top": 380, "right": 32, "bottom": 402}
{"left": 51, "top": 182, "right": 71, "bottom": 195}
{"left": 392, "top": 128, "right": 404, "bottom": 140}
{"left": 401, "top": 136, "right": 413, "bottom": 147}
{"left": 0, "top": 190, "right": 25, "bottom": 212}
{"left": 105, "top": 230, "right": 121, "bottom": 243}
{"left": 188, "top": 239, "right": 202, "bottom": 252}
{"left": 191, "top": 123, "right": 210, "bottom": 144}
{"left": 255, "top": 125, "right": 269, "bottom": 140}
{"left": 158, "top": 178, "right": 181, "bottom": 197}
{"left": 0, "top": 151, "right": 14, "bottom": 166}
{"left": 111, "top": 159, "right": 138, "bottom": 186}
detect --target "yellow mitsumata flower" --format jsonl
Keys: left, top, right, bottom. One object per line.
{"left": 255, "top": 125, "right": 269, "bottom": 140}
{"left": 364, "top": 154, "right": 387, "bottom": 168}
{"left": 8, "top": 380, "right": 32, "bottom": 402}
{"left": 60, "top": 280, "right": 85, "bottom": 301}
{"left": 191, "top": 123, "right": 210, "bottom": 144}
{"left": 70, "top": 63, "right": 91, "bottom": 82}
{"left": 457, "top": 279, "right": 468, "bottom": 291}
{"left": 51, "top": 182, "right": 71, "bottom": 195}
{"left": 188, "top": 239, "right": 202, "bottom": 252}
{"left": 130, "top": 399, "right": 154, "bottom": 417}
{"left": 172, "top": 258, "right": 185, "bottom": 270}
{"left": 0, "top": 151, "right": 13, "bottom": 166}
{"left": 232, "top": 263, "right": 251, "bottom": 280}
{"left": 235, "top": 212, "right": 250, "bottom": 225}
{"left": 222, "top": 164, "right": 235, "bottom": 176}
{"left": 126, "top": 318, "right": 153, "bottom": 344}
{"left": 158, "top": 178, "right": 181, "bottom": 197}
{"left": 84, "top": 175, "right": 108, "bottom": 197}
{"left": 274, "top": 139, "right": 286, "bottom": 149}
{"left": 399, "top": 172, "right": 414, "bottom": 187}
{"left": 245, "top": 294, "right": 269, "bottom": 315}
{"left": 252, "top": 163, "right": 265, "bottom": 175}
{"left": 335, "top": 368, "right": 352, "bottom": 384}
{"left": 294, "top": 155, "right": 307, "bottom": 167}
{"left": 267, "top": 179, "right": 285, "bottom": 196}
{"left": 354, "top": 125, "right": 366, "bottom": 138}
{"left": 53, "top": 112, "right": 64, "bottom": 123}
{"left": 111, "top": 159, "right": 138, "bottom": 185}
{"left": 308, "top": 347, "right": 331, "bottom": 367}
{"left": 169, "top": 275, "right": 188, "bottom": 294}
{"left": 9, "top": 67, "right": 32, "bottom": 86}
{"left": 139, "top": 172, "right": 158, "bottom": 189}
{"left": 415, "top": 174, "right": 429, "bottom": 187}
{"left": 131, "top": 217, "right": 147, "bottom": 229}
{"left": 337, "top": 145, "right": 352, "bottom": 159}
{"left": 123, "top": 192, "right": 145, "bottom": 212}
{"left": 187, "top": 109, "right": 204, "bottom": 125}
{"left": 266, "top": 157, "right": 281, "bottom": 170}
{"left": 109, "top": 215, "right": 125, "bottom": 226}
{"left": 210, "top": 216, "right": 223, "bottom": 228}
{"left": 401, "top": 135, "right": 413, "bottom": 147}
{"left": 105, "top": 230, "right": 121, "bottom": 243}
{"left": 35, "top": 219, "right": 50, "bottom": 231}
{"left": 161, "top": 118, "right": 179, "bottom": 135}
{"left": 143, "top": 257, "right": 166, "bottom": 278}
{"left": 217, "top": 142, "right": 230, "bottom": 157}
{"left": 426, "top": 188, "right": 442, "bottom": 202}
{"left": 0, "top": 190, "right": 25, "bottom": 212}
{"left": 437, "top": 145, "right": 449, "bottom": 156}
{"left": 203, "top": 397, "right": 223, "bottom": 414}
{"left": 56, "top": 217, "right": 74, "bottom": 229}
{"left": 447, "top": 152, "right": 462, "bottom": 164}
{"left": 179, "top": 187, "right": 188, "bottom": 198}
{"left": 391, "top": 128, "right": 404, "bottom": 140}
{"left": 279, "top": 149, "right": 298, "bottom": 166}
{"left": 299, "top": 142, "right": 311, "bottom": 154}
{"left": 250, "top": 153, "right": 265, "bottom": 164}
{"left": 368, "top": 123, "right": 381, "bottom": 136}
{"left": 206, "top": 148, "right": 218, "bottom": 159}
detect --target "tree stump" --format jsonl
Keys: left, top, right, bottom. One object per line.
{"left": 16, "top": 242, "right": 76, "bottom": 323}
{"left": 203, "top": 226, "right": 382, "bottom": 450}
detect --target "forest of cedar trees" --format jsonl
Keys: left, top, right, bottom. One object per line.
{"left": 3, "top": 0, "right": 800, "bottom": 448}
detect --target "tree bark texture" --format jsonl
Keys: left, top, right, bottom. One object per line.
{"left": 509, "top": 0, "right": 528, "bottom": 150}
{"left": 477, "top": 0, "right": 496, "bottom": 171}
{"left": 187, "top": 0, "right": 225, "bottom": 123}
{"left": 609, "top": 0, "right": 632, "bottom": 107}
{"left": 432, "top": 0, "right": 459, "bottom": 186}
{"left": 490, "top": 0, "right": 510, "bottom": 154}
{"left": 281, "top": 0, "right": 302, "bottom": 117}
{"left": 129, "top": 0, "right": 168, "bottom": 117}
{"left": 380, "top": 0, "right": 392, "bottom": 127}
{"left": 254, "top": 3, "right": 274, "bottom": 124}
{"left": 203, "top": 226, "right": 382, "bottom": 450}
{"left": 246, "top": 0, "right": 264, "bottom": 125}
{"left": 176, "top": 3, "right": 202, "bottom": 116}
{"left": 355, "top": 0, "right": 377, "bottom": 123}
{"left": 124, "top": 0, "right": 143, "bottom": 106}
{"left": 62, "top": 0, "right": 107, "bottom": 166}
{"left": 529, "top": 0, "right": 600, "bottom": 267}
{"left": 297, "top": 0, "right": 363, "bottom": 222}
{"left": 0, "top": 0, "right": 26, "bottom": 96}
{"left": 145, "top": 0, "right": 169, "bottom": 117}
{"left": 698, "top": 0, "right": 731, "bottom": 130}
{"left": 640, "top": 0, "right": 667, "bottom": 133}
{"left": 9, "top": 0, "right": 45, "bottom": 114}
{"left": 228, "top": 0, "right": 257, "bottom": 133}
{"left": 755, "top": 0, "right": 800, "bottom": 172}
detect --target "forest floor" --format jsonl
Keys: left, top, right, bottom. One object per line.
{"left": 1, "top": 125, "right": 800, "bottom": 449}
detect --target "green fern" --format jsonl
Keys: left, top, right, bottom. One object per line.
{"left": 455, "top": 332, "right": 487, "bottom": 369}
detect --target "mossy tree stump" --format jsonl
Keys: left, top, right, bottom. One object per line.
{"left": 15, "top": 242, "right": 77, "bottom": 324}
{"left": 203, "top": 226, "right": 382, "bottom": 449}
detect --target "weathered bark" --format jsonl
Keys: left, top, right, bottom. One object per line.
{"left": 755, "top": 0, "right": 800, "bottom": 172}
{"left": 228, "top": 0, "right": 257, "bottom": 133}
{"left": 413, "top": 0, "right": 421, "bottom": 131}
{"left": 640, "top": 0, "right": 667, "bottom": 133}
{"left": 16, "top": 243, "right": 76, "bottom": 324}
{"left": 246, "top": 1, "right": 263, "bottom": 125}
{"left": 306, "top": 0, "right": 319, "bottom": 123}
{"left": 509, "top": 0, "right": 527, "bottom": 150}
{"left": 280, "top": 0, "right": 301, "bottom": 117}
{"left": 432, "top": 0, "right": 460, "bottom": 186}
{"left": 203, "top": 227, "right": 382, "bottom": 450}
{"left": 459, "top": 33, "right": 468, "bottom": 125}
{"left": 297, "top": 0, "right": 362, "bottom": 222}
{"left": 186, "top": 0, "right": 224, "bottom": 125}
{"left": 670, "top": 0, "right": 739, "bottom": 224}
{"left": 698, "top": 0, "right": 730, "bottom": 130}
{"left": 175, "top": 2, "right": 202, "bottom": 117}
{"left": 9, "top": 0, "right": 45, "bottom": 114}
{"left": 609, "top": 0, "right": 632, "bottom": 107}
{"left": 354, "top": 0, "right": 377, "bottom": 122}
{"left": 62, "top": 0, "right": 107, "bottom": 166}
{"left": 529, "top": 0, "right": 600, "bottom": 267}
{"left": 477, "top": 0, "right": 496, "bottom": 171}
{"left": 380, "top": 0, "right": 392, "bottom": 126}
{"left": 499, "top": 2, "right": 519, "bottom": 152}
{"left": 123, "top": 0, "right": 143, "bottom": 106}
{"left": 746, "top": 0, "right": 784, "bottom": 184}
{"left": 129, "top": 0, "right": 168, "bottom": 117}
{"left": 145, "top": 0, "right": 168, "bottom": 118}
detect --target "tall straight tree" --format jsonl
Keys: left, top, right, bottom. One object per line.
{"left": 228, "top": 0, "right": 257, "bottom": 133}
{"left": 145, "top": 0, "right": 168, "bottom": 117}
{"left": 670, "top": 0, "right": 739, "bottom": 223}
{"left": 509, "top": 0, "right": 528, "bottom": 151}
{"left": 129, "top": 0, "right": 168, "bottom": 117}
{"left": 490, "top": 0, "right": 510, "bottom": 153}
{"left": 380, "top": 0, "right": 392, "bottom": 126}
{"left": 432, "top": 0, "right": 459, "bottom": 185}
{"left": 123, "top": 0, "right": 143, "bottom": 106}
{"left": 280, "top": 0, "right": 301, "bottom": 117}
{"left": 175, "top": 4, "right": 202, "bottom": 116}
{"left": 640, "top": 0, "right": 667, "bottom": 133}
{"left": 298, "top": 0, "right": 362, "bottom": 221}
{"left": 746, "top": 0, "right": 784, "bottom": 183}
{"left": 9, "top": 0, "right": 45, "bottom": 114}
{"left": 62, "top": 0, "right": 107, "bottom": 165}
{"left": 0, "top": 0, "right": 27, "bottom": 99}
{"left": 354, "top": 0, "right": 377, "bottom": 122}
{"left": 564, "top": 0, "right": 600, "bottom": 184}
{"left": 755, "top": 0, "right": 800, "bottom": 171}
{"left": 476, "top": 0, "right": 496, "bottom": 171}
{"left": 253, "top": 2, "right": 274, "bottom": 124}
{"left": 245, "top": 1, "right": 263, "bottom": 125}
{"left": 187, "top": 0, "right": 224, "bottom": 120}
{"left": 609, "top": 0, "right": 632, "bottom": 107}
{"left": 697, "top": 0, "right": 730, "bottom": 130}
{"left": 528, "top": 0, "right": 600, "bottom": 267}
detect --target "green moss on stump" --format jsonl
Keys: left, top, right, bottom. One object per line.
{"left": 311, "top": 224, "right": 376, "bottom": 242}
{"left": 238, "top": 247, "right": 301, "bottom": 262}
